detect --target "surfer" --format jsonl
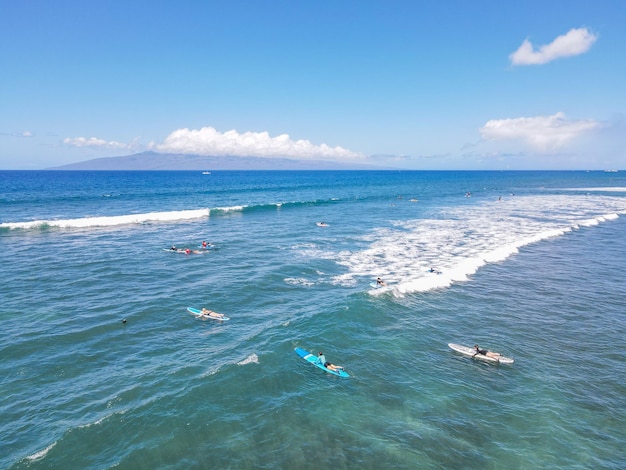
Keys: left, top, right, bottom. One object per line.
{"left": 473, "top": 344, "right": 501, "bottom": 359}
{"left": 201, "top": 308, "right": 225, "bottom": 319}
{"left": 170, "top": 245, "right": 177, "bottom": 251}
{"left": 376, "top": 277, "right": 386, "bottom": 286}
{"left": 317, "top": 352, "right": 344, "bottom": 371}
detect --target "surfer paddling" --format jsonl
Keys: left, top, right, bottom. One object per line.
{"left": 472, "top": 344, "right": 502, "bottom": 360}
{"left": 317, "top": 352, "right": 344, "bottom": 372}
{"left": 201, "top": 308, "right": 225, "bottom": 319}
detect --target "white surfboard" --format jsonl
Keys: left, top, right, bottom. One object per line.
{"left": 448, "top": 343, "right": 514, "bottom": 364}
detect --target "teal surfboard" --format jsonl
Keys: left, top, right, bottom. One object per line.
{"left": 295, "top": 347, "right": 349, "bottom": 378}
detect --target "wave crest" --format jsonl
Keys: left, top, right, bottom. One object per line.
{"left": 1, "top": 209, "right": 210, "bottom": 230}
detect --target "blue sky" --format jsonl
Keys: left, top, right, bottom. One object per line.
{"left": 1, "top": 1, "right": 625, "bottom": 170}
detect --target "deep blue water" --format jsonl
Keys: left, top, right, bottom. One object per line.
{"left": 1, "top": 170, "right": 625, "bottom": 469}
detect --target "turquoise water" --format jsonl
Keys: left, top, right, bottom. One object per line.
{"left": 1, "top": 170, "right": 625, "bottom": 469}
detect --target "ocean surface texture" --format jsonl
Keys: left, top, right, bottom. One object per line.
{"left": 1, "top": 170, "right": 625, "bottom": 469}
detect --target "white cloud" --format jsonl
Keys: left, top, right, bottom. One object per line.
{"left": 479, "top": 112, "right": 600, "bottom": 151}
{"left": 63, "top": 136, "right": 129, "bottom": 149}
{"left": 510, "top": 27, "right": 597, "bottom": 66}
{"left": 152, "top": 126, "right": 364, "bottom": 160}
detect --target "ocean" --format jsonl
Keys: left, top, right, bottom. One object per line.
{"left": 1, "top": 170, "right": 624, "bottom": 469}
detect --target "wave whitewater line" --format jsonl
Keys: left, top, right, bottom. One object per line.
{"left": 0, "top": 198, "right": 342, "bottom": 231}
{"left": 0, "top": 208, "right": 211, "bottom": 230}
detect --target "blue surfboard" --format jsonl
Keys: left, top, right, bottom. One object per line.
{"left": 295, "top": 347, "right": 349, "bottom": 378}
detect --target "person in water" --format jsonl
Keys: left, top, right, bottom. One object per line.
{"left": 201, "top": 240, "right": 211, "bottom": 248}
{"left": 201, "top": 308, "right": 225, "bottom": 318}
{"left": 318, "top": 352, "right": 344, "bottom": 371}
{"left": 473, "top": 344, "right": 501, "bottom": 359}
{"left": 170, "top": 245, "right": 177, "bottom": 251}
{"left": 376, "top": 277, "right": 386, "bottom": 286}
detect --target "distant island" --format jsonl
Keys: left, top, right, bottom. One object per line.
{"left": 47, "top": 151, "right": 389, "bottom": 171}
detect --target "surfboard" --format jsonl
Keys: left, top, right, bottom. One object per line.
{"left": 295, "top": 347, "right": 349, "bottom": 377}
{"left": 165, "top": 248, "right": 206, "bottom": 254}
{"left": 187, "top": 307, "right": 230, "bottom": 321}
{"left": 448, "top": 343, "right": 514, "bottom": 364}
{"left": 370, "top": 282, "right": 382, "bottom": 288}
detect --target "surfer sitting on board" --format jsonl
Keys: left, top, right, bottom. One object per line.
{"left": 473, "top": 344, "right": 501, "bottom": 359}
{"left": 318, "top": 352, "right": 344, "bottom": 371}
{"left": 201, "top": 308, "right": 225, "bottom": 319}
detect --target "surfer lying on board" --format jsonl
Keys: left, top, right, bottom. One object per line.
{"left": 201, "top": 308, "right": 225, "bottom": 319}
{"left": 317, "top": 352, "right": 344, "bottom": 371}
{"left": 473, "top": 345, "right": 501, "bottom": 359}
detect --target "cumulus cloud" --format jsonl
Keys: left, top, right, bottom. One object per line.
{"left": 510, "top": 27, "right": 597, "bottom": 66}
{"left": 479, "top": 112, "right": 600, "bottom": 151}
{"left": 152, "top": 126, "right": 364, "bottom": 160}
{"left": 63, "top": 136, "right": 130, "bottom": 150}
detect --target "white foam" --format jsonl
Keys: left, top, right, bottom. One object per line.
{"left": 562, "top": 187, "right": 626, "bottom": 192}
{"left": 25, "top": 441, "right": 57, "bottom": 461}
{"left": 237, "top": 353, "right": 259, "bottom": 365}
{"left": 214, "top": 205, "right": 245, "bottom": 213}
{"left": 284, "top": 277, "right": 314, "bottom": 287}
{"left": 1, "top": 208, "right": 210, "bottom": 230}
{"left": 329, "top": 194, "right": 624, "bottom": 296}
